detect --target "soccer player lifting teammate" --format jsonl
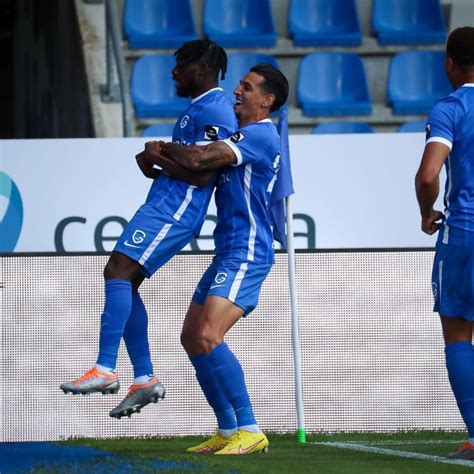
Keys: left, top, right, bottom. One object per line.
{"left": 60, "top": 39, "right": 237, "bottom": 419}
{"left": 415, "top": 26, "right": 474, "bottom": 459}
{"left": 146, "top": 63, "right": 289, "bottom": 455}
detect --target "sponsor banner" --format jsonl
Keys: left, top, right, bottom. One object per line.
{"left": 0, "top": 134, "right": 442, "bottom": 252}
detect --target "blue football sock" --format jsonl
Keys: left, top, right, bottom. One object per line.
{"left": 190, "top": 353, "right": 237, "bottom": 430}
{"left": 445, "top": 341, "right": 474, "bottom": 437}
{"left": 123, "top": 291, "right": 154, "bottom": 378}
{"left": 207, "top": 342, "right": 257, "bottom": 428}
{"left": 96, "top": 279, "right": 133, "bottom": 370}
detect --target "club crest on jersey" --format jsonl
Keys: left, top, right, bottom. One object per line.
{"left": 180, "top": 115, "right": 190, "bottom": 129}
{"left": 425, "top": 123, "right": 431, "bottom": 140}
{"left": 214, "top": 272, "right": 228, "bottom": 284}
{"left": 230, "top": 132, "right": 244, "bottom": 144}
{"left": 132, "top": 230, "right": 146, "bottom": 244}
{"left": 204, "top": 125, "right": 219, "bottom": 141}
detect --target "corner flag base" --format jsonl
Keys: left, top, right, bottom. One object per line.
{"left": 296, "top": 428, "right": 306, "bottom": 444}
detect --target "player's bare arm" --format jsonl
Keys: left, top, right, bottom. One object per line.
{"left": 155, "top": 154, "right": 215, "bottom": 188}
{"left": 160, "top": 141, "right": 237, "bottom": 171}
{"left": 415, "top": 142, "right": 450, "bottom": 235}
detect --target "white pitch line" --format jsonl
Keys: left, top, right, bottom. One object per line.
{"left": 318, "top": 441, "right": 474, "bottom": 468}
{"left": 339, "top": 439, "right": 465, "bottom": 446}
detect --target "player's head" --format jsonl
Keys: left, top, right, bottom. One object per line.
{"left": 445, "top": 27, "right": 474, "bottom": 87}
{"left": 233, "top": 63, "right": 289, "bottom": 124}
{"left": 173, "top": 39, "right": 228, "bottom": 98}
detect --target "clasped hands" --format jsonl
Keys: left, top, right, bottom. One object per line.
{"left": 135, "top": 141, "right": 172, "bottom": 179}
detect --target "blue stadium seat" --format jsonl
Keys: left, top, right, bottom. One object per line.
{"left": 372, "top": 0, "right": 446, "bottom": 45}
{"left": 123, "top": 0, "right": 196, "bottom": 49}
{"left": 297, "top": 53, "right": 371, "bottom": 116}
{"left": 131, "top": 55, "right": 190, "bottom": 118}
{"left": 141, "top": 123, "right": 175, "bottom": 137}
{"left": 397, "top": 121, "right": 426, "bottom": 133}
{"left": 220, "top": 53, "right": 279, "bottom": 100}
{"left": 312, "top": 121, "right": 374, "bottom": 134}
{"left": 388, "top": 51, "right": 452, "bottom": 115}
{"left": 289, "top": 0, "right": 362, "bottom": 47}
{"left": 203, "top": 0, "right": 276, "bottom": 48}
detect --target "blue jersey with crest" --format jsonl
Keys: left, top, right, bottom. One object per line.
{"left": 213, "top": 119, "right": 281, "bottom": 264}
{"left": 147, "top": 88, "right": 237, "bottom": 235}
{"left": 426, "top": 84, "right": 474, "bottom": 245}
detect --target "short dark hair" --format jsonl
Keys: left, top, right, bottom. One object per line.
{"left": 250, "top": 63, "right": 289, "bottom": 112}
{"left": 174, "top": 39, "right": 228, "bottom": 80}
{"left": 446, "top": 27, "right": 474, "bottom": 72}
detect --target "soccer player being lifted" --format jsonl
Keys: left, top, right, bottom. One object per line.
{"left": 415, "top": 26, "right": 474, "bottom": 459}
{"left": 60, "top": 39, "right": 237, "bottom": 419}
{"left": 145, "top": 63, "right": 289, "bottom": 454}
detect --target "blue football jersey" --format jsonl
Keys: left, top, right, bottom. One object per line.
{"left": 426, "top": 84, "right": 474, "bottom": 245}
{"left": 213, "top": 119, "right": 281, "bottom": 264}
{"left": 147, "top": 88, "right": 237, "bottom": 234}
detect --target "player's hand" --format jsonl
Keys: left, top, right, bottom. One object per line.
{"left": 144, "top": 140, "right": 165, "bottom": 158}
{"left": 135, "top": 151, "right": 160, "bottom": 179}
{"left": 421, "top": 210, "right": 444, "bottom": 235}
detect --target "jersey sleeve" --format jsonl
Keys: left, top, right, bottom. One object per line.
{"left": 426, "top": 97, "right": 456, "bottom": 151}
{"left": 222, "top": 124, "right": 270, "bottom": 166}
{"left": 193, "top": 102, "right": 237, "bottom": 145}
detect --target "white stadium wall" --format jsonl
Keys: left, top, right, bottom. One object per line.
{"left": 0, "top": 252, "right": 463, "bottom": 441}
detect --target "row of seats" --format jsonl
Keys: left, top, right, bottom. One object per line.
{"left": 141, "top": 120, "right": 427, "bottom": 137}
{"left": 131, "top": 51, "right": 452, "bottom": 119}
{"left": 123, "top": 0, "right": 447, "bottom": 49}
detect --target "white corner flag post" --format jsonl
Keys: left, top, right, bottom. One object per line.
{"left": 285, "top": 194, "right": 306, "bottom": 444}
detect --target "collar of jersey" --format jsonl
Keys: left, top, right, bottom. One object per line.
{"left": 462, "top": 83, "right": 474, "bottom": 88}
{"left": 191, "top": 87, "right": 224, "bottom": 103}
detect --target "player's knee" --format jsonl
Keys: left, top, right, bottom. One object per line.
{"left": 195, "top": 327, "right": 222, "bottom": 354}
{"left": 103, "top": 252, "right": 140, "bottom": 281}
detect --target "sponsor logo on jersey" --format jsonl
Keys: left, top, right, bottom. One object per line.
{"left": 230, "top": 132, "right": 244, "bottom": 144}
{"left": 180, "top": 115, "right": 190, "bottom": 129}
{"left": 204, "top": 125, "right": 219, "bottom": 141}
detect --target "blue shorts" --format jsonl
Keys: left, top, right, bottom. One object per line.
{"left": 432, "top": 242, "right": 474, "bottom": 320}
{"left": 192, "top": 257, "right": 272, "bottom": 316}
{"left": 114, "top": 202, "right": 194, "bottom": 277}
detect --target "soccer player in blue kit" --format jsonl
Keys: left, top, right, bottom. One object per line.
{"left": 147, "top": 63, "right": 289, "bottom": 454}
{"left": 60, "top": 39, "right": 237, "bottom": 419}
{"left": 415, "top": 27, "right": 474, "bottom": 459}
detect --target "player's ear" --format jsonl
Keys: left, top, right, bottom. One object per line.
{"left": 445, "top": 55, "right": 454, "bottom": 74}
{"left": 262, "top": 93, "right": 276, "bottom": 110}
{"left": 199, "top": 62, "right": 211, "bottom": 76}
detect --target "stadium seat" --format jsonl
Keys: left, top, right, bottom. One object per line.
{"left": 372, "top": 0, "right": 446, "bottom": 45}
{"left": 220, "top": 53, "right": 279, "bottom": 100}
{"left": 203, "top": 0, "right": 276, "bottom": 48}
{"left": 131, "top": 55, "right": 190, "bottom": 118}
{"left": 397, "top": 121, "right": 426, "bottom": 133}
{"left": 123, "top": 0, "right": 196, "bottom": 49}
{"left": 289, "top": 0, "right": 362, "bottom": 47}
{"left": 297, "top": 52, "right": 371, "bottom": 116}
{"left": 388, "top": 51, "right": 452, "bottom": 115}
{"left": 141, "top": 123, "right": 175, "bottom": 137}
{"left": 312, "top": 121, "right": 374, "bottom": 134}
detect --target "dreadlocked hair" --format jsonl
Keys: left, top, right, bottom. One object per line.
{"left": 447, "top": 27, "right": 474, "bottom": 72}
{"left": 174, "top": 39, "right": 228, "bottom": 80}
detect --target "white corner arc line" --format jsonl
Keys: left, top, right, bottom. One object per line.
{"left": 317, "top": 441, "right": 474, "bottom": 468}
